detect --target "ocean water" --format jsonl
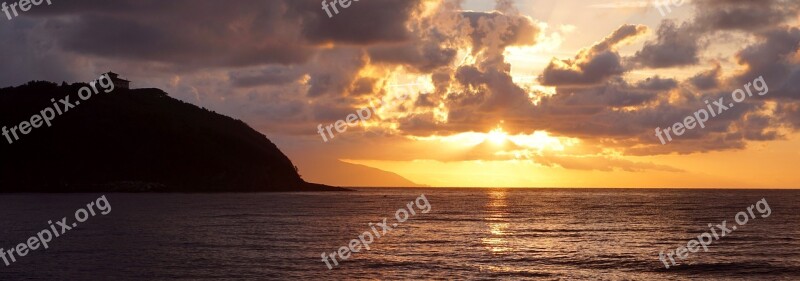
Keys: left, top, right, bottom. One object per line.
{"left": 0, "top": 189, "right": 798, "bottom": 280}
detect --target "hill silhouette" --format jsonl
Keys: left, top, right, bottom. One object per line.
{"left": 295, "top": 157, "right": 428, "bottom": 187}
{"left": 0, "top": 80, "right": 345, "bottom": 192}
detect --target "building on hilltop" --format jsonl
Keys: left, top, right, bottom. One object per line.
{"left": 105, "top": 72, "right": 131, "bottom": 90}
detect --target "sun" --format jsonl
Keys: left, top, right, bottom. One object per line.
{"left": 486, "top": 127, "right": 508, "bottom": 145}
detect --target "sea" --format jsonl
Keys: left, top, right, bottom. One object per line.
{"left": 1, "top": 188, "right": 798, "bottom": 280}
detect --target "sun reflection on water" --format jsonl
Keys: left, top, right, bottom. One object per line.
{"left": 482, "top": 189, "right": 512, "bottom": 253}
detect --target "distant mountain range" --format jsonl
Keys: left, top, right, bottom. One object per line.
{"left": 293, "top": 158, "right": 427, "bottom": 188}
{"left": 0, "top": 80, "right": 345, "bottom": 192}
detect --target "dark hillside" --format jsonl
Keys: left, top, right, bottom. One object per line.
{"left": 0, "top": 81, "right": 343, "bottom": 192}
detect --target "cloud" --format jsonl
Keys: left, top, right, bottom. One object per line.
{"left": 532, "top": 153, "right": 685, "bottom": 172}
{"left": 3, "top": 0, "right": 800, "bottom": 161}
{"left": 290, "top": 0, "right": 420, "bottom": 45}
{"left": 733, "top": 27, "right": 800, "bottom": 100}
{"left": 636, "top": 76, "right": 678, "bottom": 91}
{"left": 42, "top": 1, "right": 315, "bottom": 67}
{"left": 368, "top": 42, "right": 458, "bottom": 73}
{"left": 461, "top": 11, "right": 540, "bottom": 51}
{"left": 0, "top": 18, "right": 82, "bottom": 86}
{"left": 632, "top": 21, "right": 701, "bottom": 68}
{"left": 305, "top": 48, "right": 368, "bottom": 97}
{"left": 588, "top": 1, "right": 650, "bottom": 9}
{"left": 539, "top": 24, "right": 647, "bottom": 86}
{"left": 693, "top": 0, "right": 800, "bottom": 32}
{"left": 21, "top": 0, "right": 423, "bottom": 69}
{"left": 229, "top": 66, "right": 306, "bottom": 88}
{"left": 630, "top": 0, "right": 800, "bottom": 69}
{"left": 689, "top": 64, "right": 721, "bottom": 90}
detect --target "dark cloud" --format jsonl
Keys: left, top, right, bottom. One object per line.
{"left": 738, "top": 114, "right": 781, "bottom": 141}
{"left": 414, "top": 92, "right": 437, "bottom": 107}
{"left": 38, "top": 1, "right": 316, "bottom": 67}
{"left": 397, "top": 113, "right": 443, "bottom": 135}
{"left": 306, "top": 48, "right": 368, "bottom": 97}
{"left": 289, "top": 0, "right": 420, "bottom": 45}
{"left": 310, "top": 102, "right": 362, "bottom": 124}
{"left": 0, "top": 18, "right": 80, "bottom": 87}
{"left": 693, "top": 0, "right": 800, "bottom": 32}
{"left": 636, "top": 76, "right": 678, "bottom": 91}
{"left": 540, "top": 24, "right": 647, "bottom": 86}
{"left": 632, "top": 21, "right": 701, "bottom": 68}
{"left": 545, "top": 77, "right": 663, "bottom": 110}
{"left": 461, "top": 11, "right": 539, "bottom": 51}
{"left": 229, "top": 66, "right": 306, "bottom": 88}
{"left": 734, "top": 27, "right": 800, "bottom": 100}
{"left": 349, "top": 77, "right": 378, "bottom": 97}
{"left": 368, "top": 42, "right": 458, "bottom": 73}
{"left": 540, "top": 51, "right": 625, "bottom": 86}
{"left": 776, "top": 102, "right": 800, "bottom": 129}
{"left": 689, "top": 64, "right": 721, "bottom": 90}
{"left": 21, "top": 0, "right": 423, "bottom": 69}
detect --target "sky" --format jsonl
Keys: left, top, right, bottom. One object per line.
{"left": 2, "top": 0, "right": 799, "bottom": 188}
